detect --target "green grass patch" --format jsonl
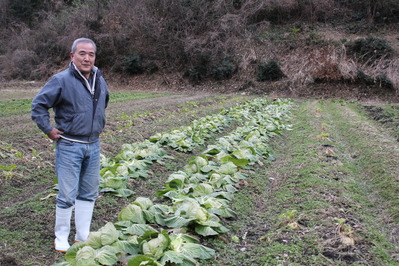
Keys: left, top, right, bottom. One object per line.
{"left": 0, "top": 91, "right": 172, "bottom": 118}
{"left": 206, "top": 99, "right": 399, "bottom": 265}
{"left": 0, "top": 98, "right": 33, "bottom": 117}
{"left": 109, "top": 91, "right": 172, "bottom": 104}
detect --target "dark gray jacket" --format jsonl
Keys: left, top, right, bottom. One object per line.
{"left": 31, "top": 62, "right": 109, "bottom": 143}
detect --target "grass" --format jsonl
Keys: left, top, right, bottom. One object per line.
{"left": 359, "top": 102, "right": 399, "bottom": 140}
{"left": 206, "top": 99, "right": 399, "bottom": 265}
{"left": 0, "top": 98, "right": 34, "bottom": 117}
{"left": 0, "top": 91, "right": 171, "bottom": 118}
{"left": 108, "top": 91, "right": 172, "bottom": 104}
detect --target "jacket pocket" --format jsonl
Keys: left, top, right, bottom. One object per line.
{"left": 64, "top": 112, "right": 92, "bottom": 136}
{"left": 92, "top": 111, "right": 105, "bottom": 135}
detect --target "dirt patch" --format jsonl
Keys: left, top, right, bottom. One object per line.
{"left": 364, "top": 105, "right": 394, "bottom": 122}
{"left": 362, "top": 104, "right": 399, "bottom": 141}
{"left": 0, "top": 255, "right": 19, "bottom": 266}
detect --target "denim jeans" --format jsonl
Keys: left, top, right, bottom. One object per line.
{"left": 55, "top": 139, "right": 100, "bottom": 208}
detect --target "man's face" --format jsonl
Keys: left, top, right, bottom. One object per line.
{"left": 70, "top": 42, "right": 96, "bottom": 78}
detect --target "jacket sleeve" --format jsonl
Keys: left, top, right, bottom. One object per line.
{"left": 105, "top": 87, "right": 109, "bottom": 109}
{"left": 102, "top": 77, "right": 109, "bottom": 109}
{"left": 31, "top": 77, "right": 62, "bottom": 135}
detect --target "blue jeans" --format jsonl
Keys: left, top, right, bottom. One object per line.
{"left": 55, "top": 139, "right": 100, "bottom": 208}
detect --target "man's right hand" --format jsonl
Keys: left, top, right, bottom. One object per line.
{"left": 48, "top": 128, "right": 64, "bottom": 141}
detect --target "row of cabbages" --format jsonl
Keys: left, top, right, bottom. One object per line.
{"left": 54, "top": 98, "right": 293, "bottom": 266}
{"left": 99, "top": 98, "right": 288, "bottom": 197}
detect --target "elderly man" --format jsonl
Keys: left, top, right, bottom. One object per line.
{"left": 31, "top": 38, "right": 109, "bottom": 252}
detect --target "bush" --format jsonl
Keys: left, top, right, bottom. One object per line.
{"left": 357, "top": 70, "right": 374, "bottom": 86}
{"left": 9, "top": 49, "right": 39, "bottom": 80}
{"left": 115, "top": 54, "right": 159, "bottom": 76}
{"left": 346, "top": 36, "right": 393, "bottom": 63}
{"left": 94, "top": 34, "right": 117, "bottom": 69}
{"left": 356, "top": 71, "right": 395, "bottom": 91}
{"left": 9, "top": 0, "right": 44, "bottom": 26}
{"left": 183, "top": 55, "right": 210, "bottom": 83}
{"left": 183, "top": 57, "right": 236, "bottom": 83}
{"left": 256, "top": 60, "right": 285, "bottom": 82}
{"left": 338, "top": 0, "right": 399, "bottom": 23}
{"left": 375, "top": 74, "right": 395, "bottom": 91}
{"left": 122, "top": 54, "right": 144, "bottom": 75}
{"left": 212, "top": 60, "right": 236, "bottom": 81}
{"left": 144, "top": 61, "right": 159, "bottom": 74}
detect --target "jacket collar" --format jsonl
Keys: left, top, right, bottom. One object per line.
{"left": 69, "top": 62, "right": 99, "bottom": 95}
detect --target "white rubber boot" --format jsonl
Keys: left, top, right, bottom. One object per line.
{"left": 54, "top": 206, "right": 73, "bottom": 252}
{"left": 74, "top": 200, "right": 95, "bottom": 242}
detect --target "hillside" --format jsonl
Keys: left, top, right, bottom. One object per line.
{"left": 0, "top": 0, "right": 398, "bottom": 100}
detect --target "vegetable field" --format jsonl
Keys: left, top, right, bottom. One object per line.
{"left": 1, "top": 85, "right": 399, "bottom": 265}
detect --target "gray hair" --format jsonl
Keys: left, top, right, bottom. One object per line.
{"left": 71, "top": 38, "right": 97, "bottom": 53}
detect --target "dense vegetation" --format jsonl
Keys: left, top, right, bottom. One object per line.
{"left": 0, "top": 0, "right": 398, "bottom": 96}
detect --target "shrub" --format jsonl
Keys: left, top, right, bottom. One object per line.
{"left": 256, "top": 60, "right": 285, "bottom": 82}
{"left": 356, "top": 71, "right": 395, "bottom": 91}
{"left": 375, "top": 74, "right": 395, "bottom": 91}
{"left": 94, "top": 34, "right": 117, "bottom": 69}
{"left": 356, "top": 70, "right": 374, "bottom": 86}
{"left": 144, "top": 61, "right": 159, "bottom": 74}
{"left": 116, "top": 54, "right": 158, "bottom": 76}
{"left": 9, "top": 49, "right": 39, "bottom": 80}
{"left": 122, "top": 54, "right": 144, "bottom": 75}
{"left": 9, "top": 0, "right": 44, "bottom": 26}
{"left": 338, "top": 0, "right": 399, "bottom": 23}
{"left": 184, "top": 67, "right": 206, "bottom": 84}
{"left": 346, "top": 36, "right": 393, "bottom": 63}
{"left": 183, "top": 55, "right": 210, "bottom": 83}
{"left": 86, "top": 19, "right": 103, "bottom": 33}
{"left": 212, "top": 60, "right": 236, "bottom": 81}
{"left": 32, "top": 35, "right": 66, "bottom": 63}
